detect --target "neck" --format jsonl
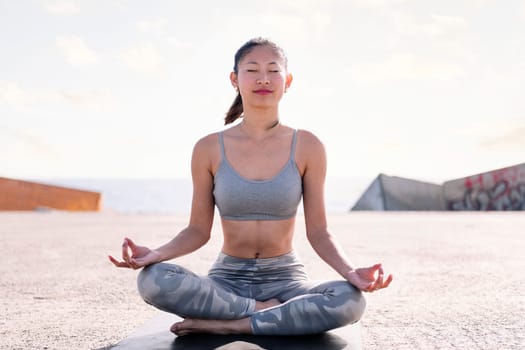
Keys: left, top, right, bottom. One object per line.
{"left": 241, "top": 104, "right": 280, "bottom": 129}
{"left": 239, "top": 117, "right": 281, "bottom": 141}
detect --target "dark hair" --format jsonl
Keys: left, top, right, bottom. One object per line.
{"left": 224, "top": 38, "right": 288, "bottom": 125}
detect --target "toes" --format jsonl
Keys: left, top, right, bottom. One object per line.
{"left": 170, "top": 321, "right": 183, "bottom": 334}
{"left": 170, "top": 323, "right": 177, "bottom": 334}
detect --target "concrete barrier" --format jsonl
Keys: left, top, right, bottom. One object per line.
{"left": 444, "top": 163, "right": 525, "bottom": 210}
{"left": 0, "top": 177, "right": 101, "bottom": 211}
{"left": 351, "top": 174, "right": 445, "bottom": 211}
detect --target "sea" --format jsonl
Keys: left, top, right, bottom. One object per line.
{"left": 42, "top": 177, "right": 373, "bottom": 214}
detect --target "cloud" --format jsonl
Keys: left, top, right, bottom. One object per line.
{"left": 349, "top": 52, "right": 464, "bottom": 83}
{"left": 119, "top": 43, "right": 166, "bottom": 74}
{"left": 56, "top": 36, "right": 100, "bottom": 65}
{"left": 0, "top": 126, "right": 60, "bottom": 161}
{"left": 137, "top": 18, "right": 169, "bottom": 36}
{"left": 269, "top": 0, "right": 332, "bottom": 34}
{"left": 260, "top": 13, "right": 309, "bottom": 38}
{"left": 351, "top": 0, "right": 407, "bottom": 8}
{"left": 136, "top": 18, "right": 191, "bottom": 49}
{"left": 0, "top": 81, "right": 117, "bottom": 111}
{"left": 430, "top": 14, "right": 469, "bottom": 31}
{"left": 41, "top": 0, "right": 80, "bottom": 15}
{"left": 368, "top": 141, "right": 410, "bottom": 153}
{"left": 0, "top": 125, "right": 71, "bottom": 178}
{"left": 481, "top": 126, "right": 525, "bottom": 150}
{"left": 0, "top": 81, "right": 61, "bottom": 106}
{"left": 222, "top": 9, "right": 330, "bottom": 45}
{"left": 392, "top": 12, "right": 468, "bottom": 37}
{"left": 60, "top": 89, "right": 118, "bottom": 111}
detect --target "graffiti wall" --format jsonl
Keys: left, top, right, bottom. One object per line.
{"left": 443, "top": 164, "right": 525, "bottom": 211}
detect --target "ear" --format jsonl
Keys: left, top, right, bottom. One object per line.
{"left": 230, "top": 71, "right": 238, "bottom": 90}
{"left": 285, "top": 73, "right": 293, "bottom": 90}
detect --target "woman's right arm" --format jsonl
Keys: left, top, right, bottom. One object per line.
{"left": 109, "top": 135, "right": 217, "bottom": 269}
{"left": 152, "top": 135, "right": 216, "bottom": 261}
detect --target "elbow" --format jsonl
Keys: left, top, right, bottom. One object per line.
{"left": 200, "top": 231, "right": 212, "bottom": 246}
{"left": 187, "top": 225, "right": 212, "bottom": 248}
{"left": 306, "top": 227, "right": 330, "bottom": 246}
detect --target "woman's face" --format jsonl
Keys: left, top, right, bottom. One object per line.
{"left": 231, "top": 45, "right": 292, "bottom": 110}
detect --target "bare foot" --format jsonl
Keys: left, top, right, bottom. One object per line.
{"left": 171, "top": 299, "right": 282, "bottom": 336}
{"left": 255, "top": 298, "right": 281, "bottom": 311}
{"left": 171, "top": 318, "right": 252, "bottom": 336}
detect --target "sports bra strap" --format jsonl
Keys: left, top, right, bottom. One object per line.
{"left": 290, "top": 129, "right": 298, "bottom": 161}
{"left": 218, "top": 131, "right": 226, "bottom": 158}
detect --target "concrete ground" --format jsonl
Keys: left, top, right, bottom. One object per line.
{"left": 1, "top": 212, "right": 524, "bottom": 350}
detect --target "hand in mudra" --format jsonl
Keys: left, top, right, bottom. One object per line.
{"left": 108, "top": 237, "right": 160, "bottom": 269}
{"left": 347, "top": 263, "right": 393, "bottom": 292}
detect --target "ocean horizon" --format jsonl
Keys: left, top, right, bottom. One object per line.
{"left": 35, "top": 177, "right": 372, "bottom": 214}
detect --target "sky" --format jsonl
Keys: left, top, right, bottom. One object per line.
{"left": 1, "top": 0, "right": 524, "bottom": 183}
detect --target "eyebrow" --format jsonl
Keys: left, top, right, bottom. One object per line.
{"left": 244, "top": 61, "right": 279, "bottom": 65}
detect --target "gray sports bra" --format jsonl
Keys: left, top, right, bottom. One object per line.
{"left": 213, "top": 130, "right": 302, "bottom": 221}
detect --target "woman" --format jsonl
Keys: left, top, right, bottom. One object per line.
{"left": 109, "top": 37, "right": 392, "bottom": 336}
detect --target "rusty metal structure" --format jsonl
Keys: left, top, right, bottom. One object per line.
{"left": 0, "top": 177, "right": 101, "bottom": 211}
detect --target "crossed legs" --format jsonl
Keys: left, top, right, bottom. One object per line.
{"left": 137, "top": 262, "right": 366, "bottom": 336}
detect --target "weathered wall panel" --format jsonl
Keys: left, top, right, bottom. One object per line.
{"left": 444, "top": 163, "right": 525, "bottom": 211}
{"left": 351, "top": 174, "right": 445, "bottom": 211}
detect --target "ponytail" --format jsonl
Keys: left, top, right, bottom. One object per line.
{"left": 224, "top": 92, "right": 243, "bottom": 125}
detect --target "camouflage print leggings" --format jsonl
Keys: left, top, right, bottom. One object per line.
{"left": 137, "top": 251, "right": 366, "bottom": 335}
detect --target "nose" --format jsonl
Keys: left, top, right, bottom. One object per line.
{"left": 257, "top": 73, "right": 270, "bottom": 85}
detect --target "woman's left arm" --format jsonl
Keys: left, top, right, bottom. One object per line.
{"left": 299, "top": 130, "right": 392, "bottom": 292}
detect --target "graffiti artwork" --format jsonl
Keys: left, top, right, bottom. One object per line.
{"left": 444, "top": 163, "right": 525, "bottom": 211}
{"left": 449, "top": 181, "right": 525, "bottom": 210}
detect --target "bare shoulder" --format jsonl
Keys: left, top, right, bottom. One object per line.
{"left": 193, "top": 132, "right": 222, "bottom": 156}
{"left": 191, "top": 132, "right": 220, "bottom": 164}
{"left": 295, "top": 129, "right": 326, "bottom": 175}
{"left": 296, "top": 129, "right": 326, "bottom": 154}
{"left": 194, "top": 132, "right": 219, "bottom": 149}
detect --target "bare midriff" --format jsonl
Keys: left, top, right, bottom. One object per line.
{"left": 220, "top": 217, "right": 296, "bottom": 259}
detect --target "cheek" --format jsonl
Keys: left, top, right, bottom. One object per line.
{"left": 278, "top": 74, "right": 290, "bottom": 87}
{"left": 237, "top": 75, "right": 253, "bottom": 87}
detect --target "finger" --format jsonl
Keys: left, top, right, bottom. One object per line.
{"left": 108, "top": 255, "right": 131, "bottom": 268}
{"left": 126, "top": 237, "right": 136, "bottom": 250}
{"left": 115, "top": 261, "right": 132, "bottom": 268}
{"left": 364, "top": 264, "right": 381, "bottom": 279}
{"left": 356, "top": 267, "right": 375, "bottom": 281}
{"left": 131, "top": 258, "right": 147, "bottom": 270}
{"left": 122, "top": 239, "right": 131, "bottom": 263}
{"left": 365, "top": 271, "right": 383, "bottom": 292}
{"left": 363, "top": 279, "right": 378, "bottom": 292}
{"left": 381, "top": 274, "right": 394, "bottom": 288}
{"left": 376, "top": 271, "right": 384, "bottom": 287}
{"left": 132, "top": 258, "right": 145, "bottom": 269}
{"left": 109, "top": 255, "right": 122, "bottom": 266}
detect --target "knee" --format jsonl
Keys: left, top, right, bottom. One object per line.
{"left": 341, "top": 284, "right": 367, "bottom": 325}
{"left": 324, "top": 281, "right": 366, "bottom": 326}
{"left": 137, "top": 263, "right": 164, "bottom": 304}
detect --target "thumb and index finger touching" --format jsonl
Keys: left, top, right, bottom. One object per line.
{"left": 360, "top": 263, "right": 394, "bottom": 291}
{"left": 107, "top": 237, "right": 139, "bottom": 268}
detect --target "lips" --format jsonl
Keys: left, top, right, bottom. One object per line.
{"left": 253, "top": 89, "right": 273, "bottom": 95}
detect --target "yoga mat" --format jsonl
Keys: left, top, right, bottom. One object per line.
{"left": 111, "top": 311, "right": 362, "bottom": 350}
